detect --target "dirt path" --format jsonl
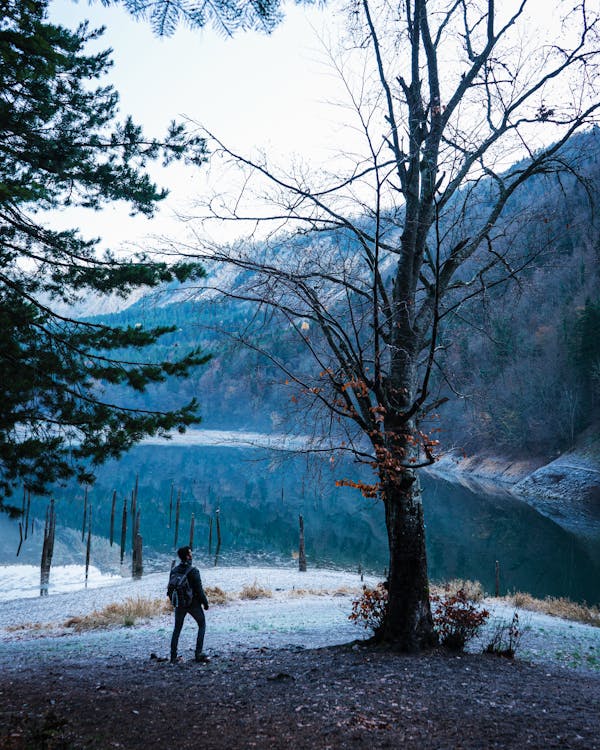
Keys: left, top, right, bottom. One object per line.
{"left": 1, "top": 569, "right": 599, "bottom": 748}
{"left": 1, "top": 644, "right": 599, "bottom": 749}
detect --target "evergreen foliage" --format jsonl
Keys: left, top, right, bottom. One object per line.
{"left": 0, "top": 0, "right": 210, "bottom": 501}
{"left": 101, "top": 0, "right": 285, "bottom": 36}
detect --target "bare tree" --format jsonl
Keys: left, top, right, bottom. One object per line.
{"left": 178, "top": 0, "right": 600, "bottom": 650}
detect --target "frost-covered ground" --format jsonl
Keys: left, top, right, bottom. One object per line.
{"left": 0, "top": 564, "right": 122, "bottom": 601}
{"left": 0, "top": 566, "right": 598, "bottom": 675}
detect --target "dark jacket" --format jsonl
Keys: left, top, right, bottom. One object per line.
{"left": 168, "top": 561, "right": 209, "bottom": 609}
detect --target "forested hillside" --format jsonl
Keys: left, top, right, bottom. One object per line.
{"left": 93, "top": 128, "right": 600, "bottom": 458}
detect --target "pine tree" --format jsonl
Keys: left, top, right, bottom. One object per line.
{"left": 0, "top": 0, "right": 210, "bottom": 503}
{"left": 103, "top": 0, "right": 283, "bottom": 36}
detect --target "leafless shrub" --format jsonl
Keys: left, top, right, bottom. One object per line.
{"left": 484, "top": 612, "right": 522, "bottom": 659}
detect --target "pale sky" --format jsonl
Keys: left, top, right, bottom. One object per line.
{"left": 46, "top": 0, "right": 574, "bottom": 253}
{"left": 48, "top": 0, "right": 345, "bottom": 250}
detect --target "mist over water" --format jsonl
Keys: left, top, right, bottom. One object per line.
{"left": 1, "top": 435, "right": 599, "bottom": 604}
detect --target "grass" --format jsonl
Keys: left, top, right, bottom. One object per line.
{"left": 431, "top": 579, "right": 485, "bottom": 602}
{"left": 205, "top": 586, "right": 230, "bottom": 604}
{"left": 507, "top": 592, "right": 600, "bottom": 627}
{"left": 64, "top": 596, "right": 171, "bottom": 632}
{"left": 431, "top": 580, "right": 599, "bottom": 627}
{"left": 239, "top": 582, "right": 273, "bottom": 600}
{"left": 9, "top": 575, "right": 597, "bottom": 637}
{"left": 288, "top": 586, "right": 361, "bottom": 598}
{"left": 5, "top": 621, "right": 51, "bottom": 632}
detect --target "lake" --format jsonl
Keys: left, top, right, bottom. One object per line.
{"left": 1, "top": 433, "right": 599, "bottom": 604}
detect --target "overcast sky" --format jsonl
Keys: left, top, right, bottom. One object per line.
{"left": 47, "top": 0, "right": 564, "bottom": 253}
{"left": 49, "top": 0, "right": 345, "bottom": 250}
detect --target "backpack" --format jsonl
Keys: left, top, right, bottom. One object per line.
{"left": 168, "top": 566, "right": 193, "bottom": 608}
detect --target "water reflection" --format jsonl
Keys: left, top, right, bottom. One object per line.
{"left": 421, "top": 474, "right": 600, "bottom": 604}
{"left": 6, "top": 441, "right": 600, "bottom": 605}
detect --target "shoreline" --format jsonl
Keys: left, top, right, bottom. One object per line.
{"left": 1, "top": 565, "right": 599, "bottom": 676}
{"left": 428, "top": 444, "right": 600, "bottom": 538}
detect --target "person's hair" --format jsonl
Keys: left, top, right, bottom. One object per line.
{"left": 177, "top": 545, "right": 192, "bottom": 562}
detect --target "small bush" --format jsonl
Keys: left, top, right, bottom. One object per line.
{"left": 484, "top": 611, "right": 521, "bottom": 658}
{"left": 431, "top": 588, "right": 490, "bottom": 650}
{"left": 349, "top": 583, "right": 388, "bottom": 632}
{"left": 349, "top": 582, "right": 489, "bottom": 649}
{"left": 239, "top": 582, "right": 273, "bottom": 600}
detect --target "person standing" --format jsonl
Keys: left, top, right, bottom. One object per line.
{"left": 167, "top": 545, "right": 210, "bottom": 663}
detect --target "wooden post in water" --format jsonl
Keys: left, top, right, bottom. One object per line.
{"left": 173, "top": 489, "right": 181, "bottom": 549}
{"left": 120, "top": 497, "right": 127, "bottom": 565}
{"left": 109, "top": 490, "right": 116, "bottom": 546}
{"left": 48, "top": 499, "right": 56, "bottom": 572}
{"left": 189, "top": 512, "right": 195, "bottom": 550}
{"left": 16, "top": 521, "right": 23, "bottom": 557}
{"left": 168, "top": 482, "right": 174, "bottom": 528}
{"left": 208, "top": 516, "right": 213, "bottom": 555}
{"left": 214, "top": 508, "right": 221, "bottom": 566}
{"left": 17, "top": 488, "right": 25, "bottom": 555}
{"left": 133, "top": 532, "right": 143, "bottom": 579}
{"left": 40, "top": 505, "right": 49, "bottom": 594}
{"left": 130, "top": 480, "right": 138, "bottom": 552}
{"left": 298, "top": 514, "right": 307, "bottom": 572}
{"left": 25, "top": 489, "right": 31, "bottom": 540}
{"left": 134, "top": 507, "right": 140, "bottom": 540}
{"left": 132, "top": 508, "right": 143, "bottom": 579}
{"left": 85, "top": 508, "right": 92, "bottom": 586}
{"left": 40, "top": 499, "right": 56, "bottom": 596}
{"left": 21, "top": 488, "right": 26, "bottom": 541}
{"left": 81, "top": 487, "right": 88, "bottom": 542}
{"left": 495, "top": 560, "right": 500, "bottom": 597}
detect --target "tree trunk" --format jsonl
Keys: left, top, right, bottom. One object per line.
{"left": 298, "top": 514, "right": 307, "bottom": 572}
{"left": 132, "top": 533, "right": 143, "bottom": 580}
{"left": 380, "top": 472, "right": 436, "bottom": 651}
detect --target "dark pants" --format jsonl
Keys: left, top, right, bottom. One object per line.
{"left": 170, "top": 601, "right": 206, "bottom": 661}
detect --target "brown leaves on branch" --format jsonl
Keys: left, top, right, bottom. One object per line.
{"left": 335, "top": 478, "right": 380, "bottom": 499}
{"left": 350, "top": 585, "right": 490, "bottom": 650}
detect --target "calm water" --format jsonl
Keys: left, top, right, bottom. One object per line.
{"left": 2, "top": 436, "right": 599, "bottom": 604}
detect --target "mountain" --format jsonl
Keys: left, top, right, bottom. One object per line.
{"left": 89, "top": 128, "right": 600, "bottom": 457}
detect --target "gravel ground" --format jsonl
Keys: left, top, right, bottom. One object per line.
{"left": 1, "top": 567, "right": 599, "bottom": 749}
